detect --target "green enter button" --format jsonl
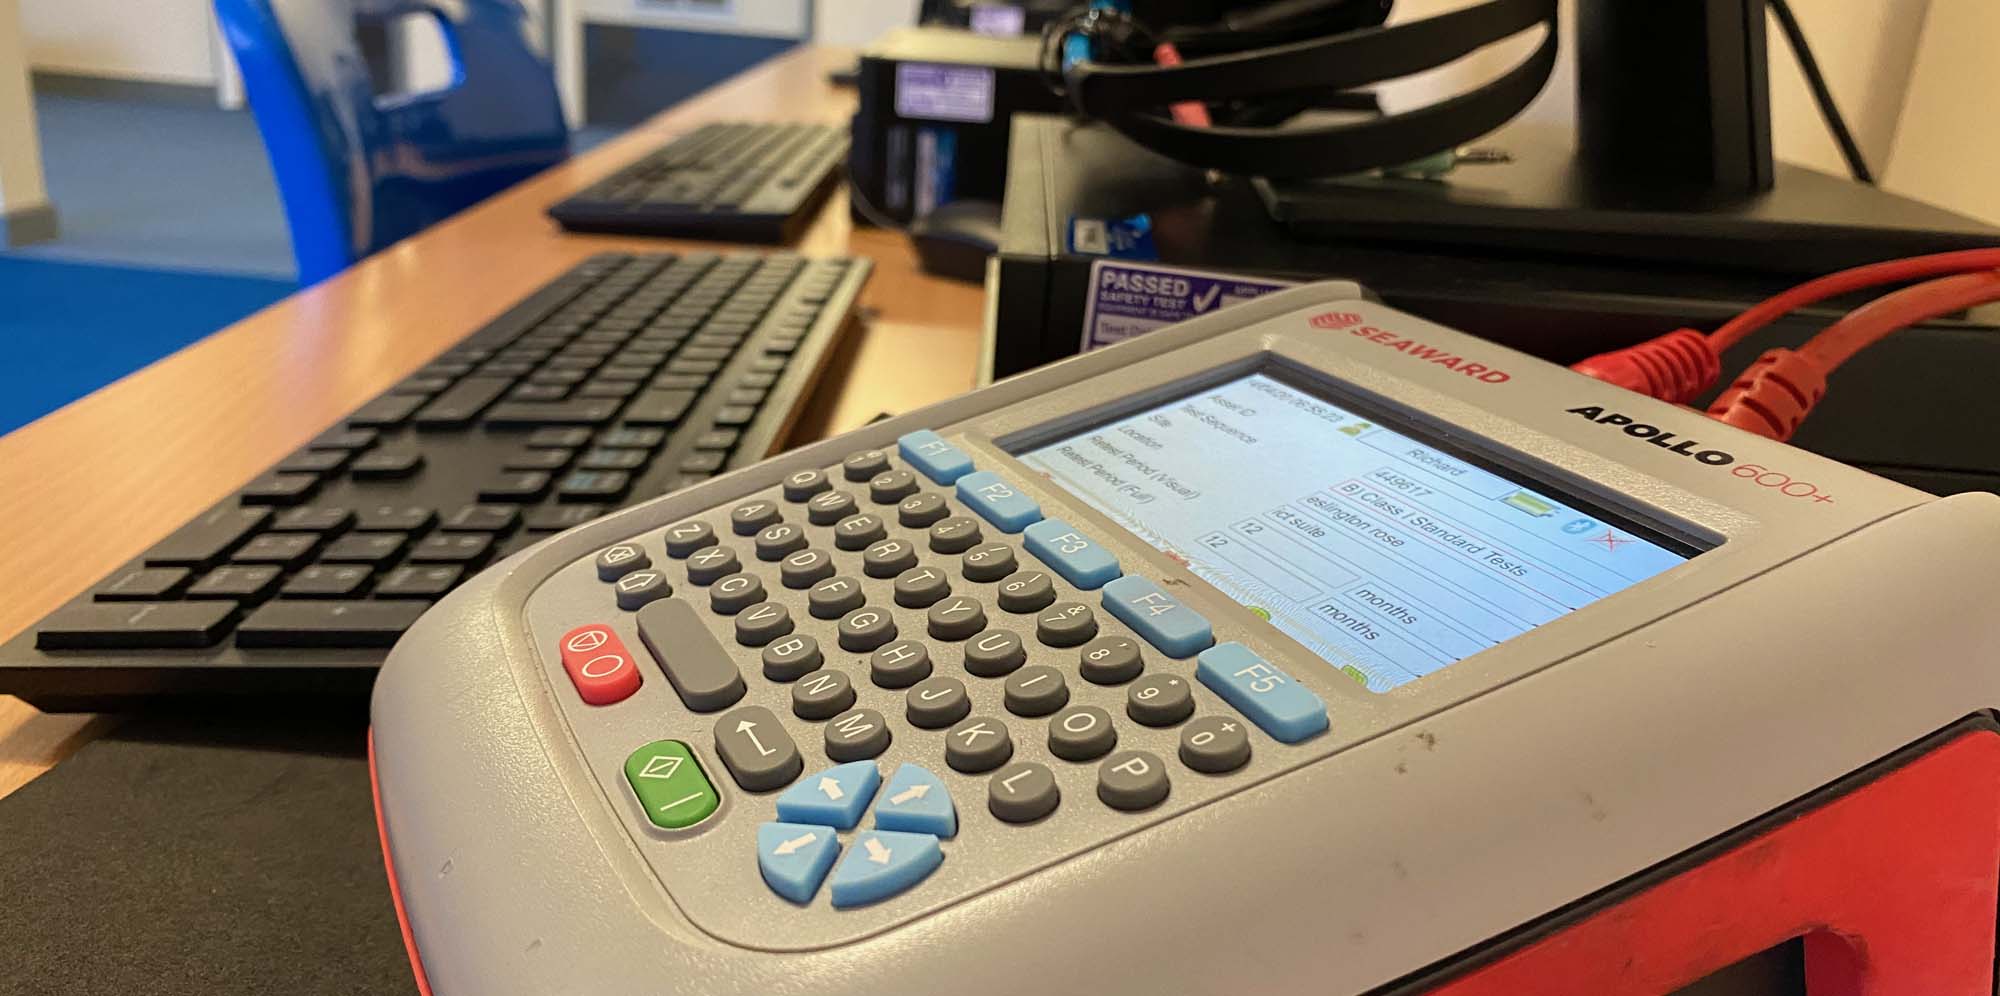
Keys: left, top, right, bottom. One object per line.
{"left": 624, "top": 740, "right": 720, "bottom": 829}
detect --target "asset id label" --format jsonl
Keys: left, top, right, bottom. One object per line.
{"left": 1081, "top": 261, "right": 1295, "bottom": 351}
{"left": 895, "top": 63, "right": 995, "bottom": 123}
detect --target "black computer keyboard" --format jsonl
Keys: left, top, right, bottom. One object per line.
{"left": 549, "top": 122, "right": 848, "bottom": 242}
{"left": 1, "top": 251, "right": 871, "bottom": 710}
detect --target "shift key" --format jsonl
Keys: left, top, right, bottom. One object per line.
{"left": 636, "top": 598, "right": 747, "bottom": 711}
{"left": 37, "top": 602, "right": 235, "bottom": 650}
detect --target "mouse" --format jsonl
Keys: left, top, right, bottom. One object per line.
{"left": 909, "top": 199, "right": 1003, "bottom": 283}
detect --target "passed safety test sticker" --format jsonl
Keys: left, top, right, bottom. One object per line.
{"left": 1081, "top": 261, "right": 1295, "bottom": 351}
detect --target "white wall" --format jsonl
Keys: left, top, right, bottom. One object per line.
{"left": 1, "top": 0, "right": 52, "bottom": 216}
{"left": 813, "top": 0, "right": 919, "bottom": 46}
{"left": 1382, "top": 0, "right": 1930, "bottom": 181}
{"left": 21, "top": 0, "right": 221, "bottom": 85}
{"left": 1883, "top": 0, "right": 2000, "bottom": 224}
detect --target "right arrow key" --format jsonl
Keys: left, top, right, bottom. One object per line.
{"left": 873, "top": 763, "right": 957, "bottom": 838}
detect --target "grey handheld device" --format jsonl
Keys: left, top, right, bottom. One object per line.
{"left": 372, "top": 282, "right": 2000, "bottom": 994}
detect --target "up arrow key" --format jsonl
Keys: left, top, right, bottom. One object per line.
{"left": 874, "top": 763, "right": 957, "bottom": 838}
{"left": 776, "top": 760, "right": 881, "bottom": 830}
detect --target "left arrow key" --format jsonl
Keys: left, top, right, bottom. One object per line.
{"left": 758, "top": 822, "right": 842, "bottom": 903}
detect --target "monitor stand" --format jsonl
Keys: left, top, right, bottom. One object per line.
{"left": 1254, "top": 122, "right": 2000, "bottom": 275}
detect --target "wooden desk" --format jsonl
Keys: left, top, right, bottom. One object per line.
{"left": 0, "top": 45, "right": 985, "bottom": 800}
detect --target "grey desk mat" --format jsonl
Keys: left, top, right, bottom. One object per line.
{"left": 0, "top": 713, "right": 415, "bottom": 996}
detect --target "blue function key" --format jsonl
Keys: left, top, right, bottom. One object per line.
{"left": 897, "top": 430, "right": 976, "bottom": 485}
{"left": 1195, "top": 643, "right": 1328, "bottom": 744}
{"left": 955, "top": 471, "right": 1043, "bottom": 533}
{"left": 1100, "top": 576, "right": 1214, "bottom": 658}
{"left": 757, "top": 822, "right": 843, "bottom": 904}
{"left": 775, "top": 760, "right": 882, "bottom": 830}
{"left": 1023, "top": 520, "right": 1122, "bottom": 590}
{"left": 828, "top": 830, "right": 944, "bottom": 908}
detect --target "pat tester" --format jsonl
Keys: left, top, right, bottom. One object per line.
{"left": 371, "top": 282, "right": 2000, "bottom": 993}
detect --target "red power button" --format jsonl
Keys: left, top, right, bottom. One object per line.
{"left": 558, "top": 624, "right": 642, "bottom": 705}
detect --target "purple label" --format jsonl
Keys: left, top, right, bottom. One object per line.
{"left": 969, "top": 4, "right": 1027, "bottom": 35}
{"left": 1082, "top": 262, "right": 1295, "bottom": 350}
{"left": 895, "top": 63, "right": 996, "bottom": 124}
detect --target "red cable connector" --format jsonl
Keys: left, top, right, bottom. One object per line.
{"left": 1705, "top": 348, "right": 1828, "bottom": 442}
{"left": 1569, "top": 329, "right": 1720, "bottom": 405}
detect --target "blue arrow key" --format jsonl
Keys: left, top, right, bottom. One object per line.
{"left": 757, "top": 822, "right": 842, "bottom": 903}
{"left": 873, "top": 763, "right": 957, "bottom": 838}
{"left": 776, "top": 760, "right": 882, "bottom": 830}
{"left": 829, "top": 830, "right": 944, "bottom": 908}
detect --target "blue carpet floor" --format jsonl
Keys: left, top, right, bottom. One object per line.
{"left": 0, "top": 257, "right": 294, "bottom": 435}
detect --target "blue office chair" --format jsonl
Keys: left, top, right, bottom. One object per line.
{"left": 215, "top": 0, "right": 569, "bottom": 284}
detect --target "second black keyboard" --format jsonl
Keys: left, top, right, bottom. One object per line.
{"left": 548, "top": 122, "right": 849, "bottom": 242}
{"left": 1, "top": 251, "right": 871, "bottom": 710}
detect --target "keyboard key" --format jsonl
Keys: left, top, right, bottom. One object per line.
{"left": 504, "top": 448, "right": 573, "bottom": 472}
{"left": 143, "top": 506, "right": 274, "bottom": 569}
{"left": 680, "top": 451, "right": 726, "bottom": 474}
{"left": 414, "top": 377, "right": 513, "bottom": 427}
{"left": 709, "top": 572, "right": 766, "bottom": 615}
{"left": 805, "top": 490, "right": 857, "bottom": 525}
{"left": 897, "top": 430, "right": 975, "bottom": 485}
{"left": 623, "top": 389, "right": 698, "bottom": 426}
{"left": 277, "top": 448, "right": 348, "bottom": 475}
{"left": 838, "top": 606, "right": 896, "bottom": 652}
{"left": 347, "top": 393, "right": 425, "bottom": 427}
{"left": 597, "top": 426, "right": 666, "bottom": 450}
{"left": 1101, "top": 575, "right": 1214, "bottom": 658}
{"left": 272, "top": 506, "right": 355, "bottom": 533}
{"left": 554, "top": 623, "right": 643, "bottom": 705}
{"left": 905, "top": 676, "right": 970, "bottom": 729}
{"left": 309, "top": 427, "right": 376, "bottom": 450}
{"left": 187, "top": 565, "right": 282, "bottom": 601}
{"left": 964, "top": 628, "right": 1026, "bottom": 677}
{"left": 961, "top": 542, "right": 1016, "bottom": 582}
{"left": 712, "top": 705, "right": 802, "bottom": 791}
{"left": 576, "top": 447, "right": 647, "bottom": 472}
{"left": 232, "top": 533, "right": 320, "bottom": 568}
{"left": 729, "top": 499, "right": 782, "bottom": 535}
{"left": 280, "top": 565, "right": 372, "bottom": 598}
{"left": 478, "top": 471, "right": 552, "bottom": 502}
{"left": 1048, "top": 705, "right": 1117, "bottom": 761}
{"left": 734, "top": 601, "right": 794, "bottom": 646}
{"left": 95, "top": 566, "right": 191, "bottom": 602}
{"left": 1079, "top": 634, "right": 1144, "bottom": 685}
{"left": 945, "top": 716, "right": 1012, "bottom": 773}
{"left": 528, "top": 427, "right": 593, "bottom": 448}
{"left": 483, "top": 398, "right": 621, "bottom": 426}
{"left": 1023, "top": 520, "right": 1121, "bottom": 590}
{"left": 828, "top": 830, "right": 943, "bottom": 908}
{"left": 1179, "top": 716, "right": 1253, "bottom": 773}
{"left": 891, "top": 565, "right": 950, "bottom": 608}
{"left": 898, "top": 492, "right": 949, "bottom": 528}
{"left": 1036, "top": 601, "right": 1098, "bottom": 647}
{"left": 761, "top": 634, "right": 823, "bottom": 682}
{"left": 350, "top": 450, "right": 425, "bottom": 479}
{"left": 612, "top": 570, "right": 673, "bottom": 611}
{"left": 1126, "top": 673, "right": 1196, "bottom": 727}
{"left": 37, "top": 602, "right": 235, "bottom": 650}
{"left": 1097, "top": 750, "right": 1170, "bottom": 811}
{"left": 442, "top": 504, "right": 520, "bottom": 532}
{"left": 1194, "top": 643, "right": 1328, "bottom": 744}
{"left": 626, "top": 740, "right": 720, "bottom": 830}
{"left": 239, "top": 472, "right": 319, "bottom": 506}
{"left": 758, "top": 823, "right": 841, "bottom": 903}
{"left": 926, "top": 594, "right": 985, "bottom": 641}
{"left": 321, "top": 532, "right": 407, "bottom": 565}
{"left": 791, "top": 668, "right": 855, "bottom": 720}
{"left": 636, "top": 598, "right": 747, "bottom": 711}
{"left": 1003, "top": 665, "right": 1069, "bottom": 716}
{"left": 776, "top": 760, "right": 881, "bottom": 829}
{"left": 928, "top": 515, "right": 982, "bottom": 554}
{"left": 557, "top": 470, "right": 630, "bottom": 502}
{"left": 987, "top": 763, "right": 1060, "bottom": 824}
{"left": 595, "top": 542, "right": 650, "bottom": 580}
{"left": 997, "top": 570, "right": 1056, "bottom": 613}
{"left": 355, "top": 505, "right": 436, "bottom": 533}
{"left": 237, "top": 600, "right": 427, "bottom": 648}
{"left": 841, "top": 449, "right": 890, "bottom": 481}
{"left": 409, "top": 533, "right": 493, "bottom": 564}
{"left": 375, "top": 565, "right": 462, "bottom": 599}
{"left": 955, "top": 471, "right": 1042, "bottom": 533}
{"left": 825, "top": 708, "right": 893, "bottom": 762}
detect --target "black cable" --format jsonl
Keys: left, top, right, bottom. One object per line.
{"left": 1768, "top": 0, "right": 1875, "bottom": 185}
